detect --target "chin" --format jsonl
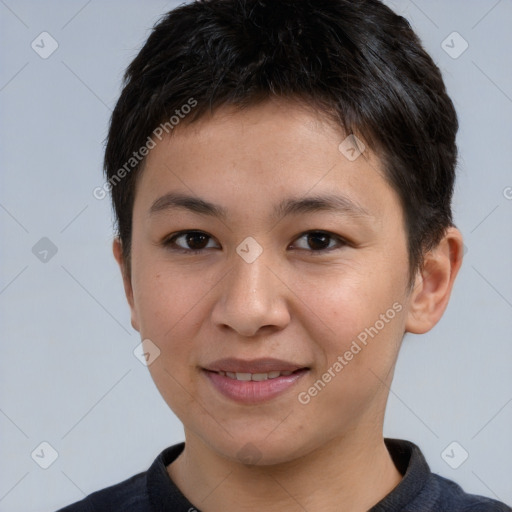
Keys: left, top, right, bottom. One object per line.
{"left": 202, "top": 430, "right": 318, "bottom": 467}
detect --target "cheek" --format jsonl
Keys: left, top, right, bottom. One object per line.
{"left": 293, "top": 268, "right": 388, "bottom": 346}
{"left": 298, "top": 288, "right": 405, "bottom": 434}
{"left": 132, "top": 265, "right": 210, "bottom": 414}
{"left": 130, "top": 258, "right": 225, "bottom": 383}
{"left": 132, "top": 257, "right": 209, "bottom": 337}
{"left": 299, "top": 265, "right": 406, "bottom": 379}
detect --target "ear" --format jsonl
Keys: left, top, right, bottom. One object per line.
{"left": 405, "top": 227, "right": 464, "bottom": 334}
{"left": 113, "top": 238, "right": 140, "bottom": 332}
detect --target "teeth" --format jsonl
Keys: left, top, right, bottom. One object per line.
{"left": 219, "top": 370, "right": 299, "bottom": 381}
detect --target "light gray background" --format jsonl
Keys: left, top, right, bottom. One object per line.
{"left": 0, "top": 1, "right": 511, "bottom": 510}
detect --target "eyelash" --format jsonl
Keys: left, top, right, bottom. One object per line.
{"left": 162, "top": 230, "right": 348, "bottom": 255}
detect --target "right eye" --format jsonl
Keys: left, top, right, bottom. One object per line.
{"left": 162, "top": 230, "right": 220, "bottom": 254}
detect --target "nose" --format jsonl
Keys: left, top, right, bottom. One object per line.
{"left": 211, "top": 250, "right": 291, "bottom": 337}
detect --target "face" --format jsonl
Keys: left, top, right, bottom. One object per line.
{"left": 119, "top": 99, "right": 414, "bottom": 464}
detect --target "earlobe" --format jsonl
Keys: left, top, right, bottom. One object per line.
{"left": 405, "top": 227, "right": 464, "bottom": 335}
{"left": 112, "top": 238, "right": 140, "bottom": 332}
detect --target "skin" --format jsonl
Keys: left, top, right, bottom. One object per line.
{"left": 114, "top": 98, "right": 464, "bottom": 512}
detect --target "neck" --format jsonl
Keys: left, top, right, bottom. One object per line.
{"left": 167, "top": 427, "right": 403, "bottom": 512}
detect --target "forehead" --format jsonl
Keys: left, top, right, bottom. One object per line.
{"left": 133, "top": 99, "right": 403, "bottom": 229}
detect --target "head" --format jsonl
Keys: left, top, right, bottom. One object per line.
{"left": 106, "top": 0, "right": 463, "bottom": 464}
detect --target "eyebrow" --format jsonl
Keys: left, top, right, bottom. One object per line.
{"left": 149, "top": 192, "right": 374, "bottom": 222}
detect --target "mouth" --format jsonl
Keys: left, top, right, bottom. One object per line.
{"left": 203, "top": 357, "right": 308, "bottom": 374}
{"left": 205, "top": 368, "right": 305, "bottom": 381}
{"left": 202, "top": 358, "right": 310, "bottom": 404}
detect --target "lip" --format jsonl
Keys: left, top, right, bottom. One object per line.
{"left": 202, "top": 358, "right": 309, "bottom": 404}
{"left": 204, "top": 357, "right": 307, "bottom": 374}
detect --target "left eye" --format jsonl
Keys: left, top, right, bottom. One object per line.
{"left": 290, "top": 231, "right": 345, "bottom": 252}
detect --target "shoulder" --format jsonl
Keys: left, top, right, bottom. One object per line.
{"left": 428, "top": 473, "right": 511, "bottom": 512}
{"left": 55, "top": 470, "right": 150, "bottom": 512}
{"left": 55, "top": 443, "right": 186, "bottom": 512}
{"left": 382, "top": 438, "right": 510, "bottom": 512}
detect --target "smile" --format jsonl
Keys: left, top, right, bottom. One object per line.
{"left": 214, "top": 370, "right": 296, "bottom": 381}
{"left": 203, "top": 367, "right": 309, "bottom": 404}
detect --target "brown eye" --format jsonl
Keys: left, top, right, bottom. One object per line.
{"left": 291, "top": 231, "right": 346, "bottom": 252}
{"left": 164, "top": 231, "right": 218, "bottom": 253}
{"left": 306, "top": 232, "right": 331, "bottom": 250}
{"left": 183, "top": 232, "right": 209, "bottom": 250}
